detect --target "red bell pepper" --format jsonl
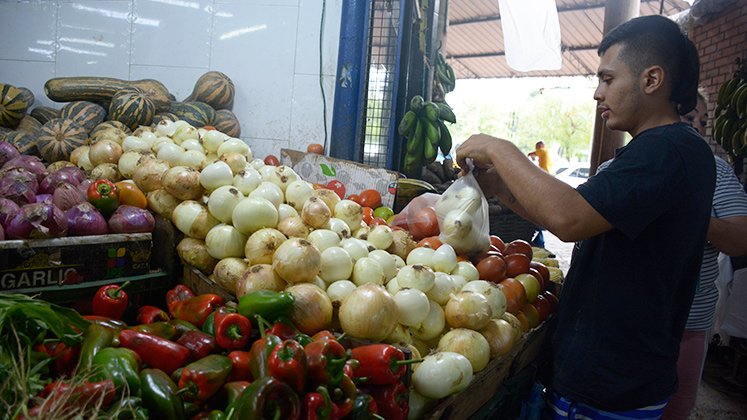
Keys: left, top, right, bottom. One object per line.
{"left": 344, "top": 358, "right": 359, "bottom": 379}
{"left": 118, "top": 329, "right": 190, "bottom": 374}
{"left": 311, "top": 330, "right": 338, "bottom": 343}
{"left": 91, "top": 281, "right": 130, "bottom": 320}
{"left": 224, "top": 380, "right": 251, "bottom": 406}
{"left": 214, "top": 307, "right": 252, "bottom": 350}
{"left": 268, "top": 339, "right": 307, "bottom": 393}
{"left": 350, "top": 344, "right": 414, "bottom": 385}
{"left": 136, "top": 305, "right": 170, "bottom": 324}
{"left": 87, "top": 179, "right": 120, "bottom": 217}
{"left": 368, "top": 382, "right": 409, "bottom": 420}
{"left": 178, "top": 354, "right": 233, "bottom": 403}
{"left": 171, "top": 294, "right": 223, "bottom": 328}
{"left": 83, "top": 315, "right": 127, "bottom": 330}
{"left": 305, "top": 386, "right": 337, "bottom": 420}
{"left": 166, "top": 284, "right": 196, "bottom": 315}
{"left": 31, "top": 379, "right": 116, "bottom": 416}
{"left": 35, "top": 341, "right": 79, "bottom": 378}
{"left": 331, "top": 373, "right": 357, "bottom": 418}
{"left": 249, "top": 332, "right": 283, "bottom": 381}
{"left": 305, "top": 339, "right": 348, "bottom": 388}
{"left": 177, "top": 330, "right": 218, "bottom": 362}
{"left": 266, "top": 317, "right": 298, "bottom": 341}
{"left": 227, "top": 350, "right": 252, "bottom": 381}
{"left": 132, "top": 321, "right": 177, "bottom": 340}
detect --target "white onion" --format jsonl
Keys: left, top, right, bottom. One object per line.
{"left": 200, "top": 161, "right": 234, "bottom": 191}
{"left": 393, "top": 254, "right": 406, "bottom": 269}
{"left": 313, "top": 189, "right": 341, "bottom": 213}
{"left": 172, "top": 200, "right": 220, "bottom": 239}
{"left": 202, "top": 153, "right": 219, "bottom": 168}
{"left": 176, "top": 237, "right": 218, "bottom": 274}
{"left": 284, "top": 180, "right": 314, "bottom": 211}
{"left": 89, "top": 139, "right": 123, "bottom": 167}
{"left": 208, "top": 186, "right": 244, "bottom": 224}
{"left": 328, "top": 218, "right": 351, "bottom": 239}
{"left": 147, "top": 189, "right": 181, "bottom": 219}
{"left": 139, "top": 131, "right": 157, "bottom": 147}
{"left": 310, "top": 276, "right": 327, "bottom": 290}
{"left": 232, "top": 197, "right": 279, "bottom": 235}
{"left": 132, "top": 159, "right": 170, "bottom": 193}
{"left": 220, "top": 152, "right": 248, "bottom": 175}
{"left": 351, "top": 257, "right": 385, "bottom": 286}
{"left": 387, "top": 277, "right": 402, "bottom": 295}
{"left": 202, "top": 130, "right": 226, "bottom": 153}
{"left": 244, "top": 228, "right": 287, "bottom": 265}
{"left": 122, "top": 135, "right": 150, "bottom": 152}
{"left": 340, "top": 238, "right": 370, "bottom": 262}
{"left": 307, "top": 229, "right": 341, "bottom": 252}
{"left": 155, "top": 119, "right": 178, "bottom": 137}
{"left": 301, "top": 196, "right": 331, "bottom": 229}
{"left": 384, "top": 323, "right": 413, "bottom": 346}
{"left": 272, "top": 238, "right": 321, "bottom": 284}
{"left": 462, "top": 280, "right": 507, "bottom": 319}
{"left": 217, "top": 138, "right": 252, "bottom": 160}
{"left": 396, "top": 265, "right": 435, "bottom": 292}
{"left": 451, "top": 261, "right": 479, "bottom": 280}
{"left": 450, "top": 274, "right": 468, "bottom": 290}
{"left": 407, "top": 247, "right": 435, "bottom": 268}
{"left": 157, "top": 143, "right": 186, "bottom": 167}
{"left": 179, "top": 150, "right": 206, "bottom": 169}
{"left": 411, "top": 300, "right": 446, "bottom": 341}
{"left": 481, "top": 319, "right": 515, "bottom": 358}
{"left": 152, "top": 137, "right": 174, "bottom": 153}
{"left": 181, "top": 139, "right": 204, "bottom": 152}
{"left": 248, "top": 182, "right": 284, "bottom": 209}
{"left": 236, "top": 264, "right": 287, "bottom": 297}
{"left": 262, "top": 165, "right": 298, "bottom": 192}
{"left": 162, "top": 166, "right": 204, "bottom": 200}
{"left": 427, "top": 272, "right": 457, "bottom": 305}
{"left": 445, "top": 291, "right": 492, "bottom": 330}
{"left": 412, "top": 352, "right": 473, "bottom": 399}
{"left": 233, "top": 167, "right": 262, "bottom": 195}
{"left": 287, "top": 283, "right": 332, "bottom": 335}
{"left": 319, "top": 246, "right": 353, "bottom": 283}
{"left": 338, "top": 283, "right": 397, "bottom": 341}
{"left": 277, "top": 216, "right": 310, "bottom": 238}
{"left": 433, "top": 244, "right": 458, "bottom": 274}
{"left": 367, "top": 225, "right": 393, "bottom": 250}
{"left": 352, "top": 226, "right": 370, "bottom": 240}
{"left": 394, "top": 288, "right": 430, "bottom": 326}
{"left": 326, "top": 280, "right": 356, "bottom": 302}
{"left": 387, "top": 230, "right": 415, "bottom": 260}
{"left": 334, "top": 200, "right": 362, "bottom": 231}
{"left": 172, "top": 124, "right": 199, "bottom": 144}
{"left": 438, "top": 328, "right": 490, "bottom": 372}
{"left": 258, "top": 165, "right": 275, "bottom": 180}
{"left": 249, "top": 158, "right": 265, "bottom": 170}
{"left": 368, "top": 249, "right": 397, "bottom": 281}
{"left": 278, "top": 203, "right": 299, "bottom": 220}
{"left": 212, "top": 257, "right": 248, "bottom": 294}
{"left": 205, "top": 224, "right": 247, "bottom": 259}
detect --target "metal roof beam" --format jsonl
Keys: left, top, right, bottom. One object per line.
{"left": 447, "top": 45, "right": 598, "bottom": 60}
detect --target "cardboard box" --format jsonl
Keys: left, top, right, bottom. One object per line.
{"left": 280, "top": 149, "right": 399, "bottom": 209}
{"left": 0, "top": 233, "right": 152, "bottom": 292}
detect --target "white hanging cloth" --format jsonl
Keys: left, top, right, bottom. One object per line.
{"left": 498, "top": 0, "right": 563, "bottom": 72}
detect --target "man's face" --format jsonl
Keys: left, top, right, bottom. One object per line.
{"left": 594, "top": 44, "right": 644, "bottom": 135}
{"left": 682, "top": 98, "right": 707, "bottom": 137}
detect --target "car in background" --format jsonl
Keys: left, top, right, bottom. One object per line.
{"left": 555, "top": 162, "right": 591, "bottom": 188}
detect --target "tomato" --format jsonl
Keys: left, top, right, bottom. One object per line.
{"left": 347, "top": 194, "right": 360, "bottom": 203}
{"left": 531, "top": 294, "right": 552, "bottom": 322}
{"left": 358, "top": 189, "right": 382, "bottom": 209}
{"left": 408, "top": 206, "right": 439, "bottom": 240}
{"left": 498, "top": 277, "right": 527, "bottom": 315}
{"left": 529, "top": 261, "right": 550, "bottom": 287}
{"left": 114, "top": 181, "right": 147, "bottom": 209}
{"left": 264, "top": 154, "right": 280, "bottom": 166}
{"left": 307, "top": 143, "right": 325, "bottom": 154}
{"left": 373, "top": 206, "right": 394, "bottom": 221}
{"left": 389, "top": 213, "right": 408, "bottom": 230}
{"left": 362, "top": 207, "right": 374, "bottom": 225}
{"left": 504, "top": 239, "right": 533, "bottom": 259}
{"left": 416, "top": 236, "right": 443, "bottom": 249}
{"left": 513, "top": 310, "right": 530, "bottom": 333}
{"left": 370, "top": 217, "right": 388, "bottom": 227}
{"left": 489, "top": 235, "right": 507, "bottom": 252}
{"left": 504, "top": 253, "right": 531, "bottom": 277}
{"left": 520, "top": 304, "right": 541, "bottom": 329}
{"left": 472, "top": 249, "right": 502, "bottom": 265}
{"left": 528, "top": 267, "right": 545, "bottom": 291}
{"left": 326, "top": 180, "right": 346, "bottom": 199}
{"left": 477, "top": 255, "right": 507, "bottom": 283}
{"left": 542, "top": 291, "right": 559, "bottom": 313}
{"left": 515, "top": 273, "right": 540, "bottom": 303}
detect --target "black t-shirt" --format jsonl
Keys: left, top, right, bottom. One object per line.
{"left": 551, "top": 123, "right": 715, "bottom": 410}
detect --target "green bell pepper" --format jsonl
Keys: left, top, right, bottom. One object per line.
{"left": 249, "top": 333, "right": 282, "bottom": 380}
{"left": 140, "top": 368, "right": 185, "bottom": 420}
{"left": 237, "top": 290, "right": 294, "bottom": 324}
{"left": 132, "top": 322, "right": 177, "bottom": 340}
{"left": 226, "top": 376, "right": 300, "bottom": 420}
{"left": 77, "top": 323, "right": 115, "bottom": 373}
{"left": 92, "top": 347, "right": 142, "bottom": 396}
{"left": 170, "top": 319, "right": 199, "bottom": 339}
{"left": 202, "top": 311, "right": 216, "bottom": 336}
{"left": 178, "top": 354, "right": 233, "bottom": 403}
{"left": 87, "top": 179, "right": 120, "bottom": 217}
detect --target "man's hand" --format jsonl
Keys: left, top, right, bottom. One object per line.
{"left": 456, "top": 134, "right": 508, "bottom": 175}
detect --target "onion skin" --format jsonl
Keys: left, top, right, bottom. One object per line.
{"left": 132, "top": 159, "right": 170, "bottom": 193}
{"left": 444, "top": 291, "right": 493, "bottom": 330}
{"left": 480, "top": 319, "right": 515, "bottom": 358}
{"left": 53, "top": 182, "right": 86, "bottom": 211}
{"left": 244, "top": 228, "right": 287, "bottom": 265}
{"left": 0, "top": 198, "right": 20, "bottom": 228}
{"left": 162, "top": 166, "right": 204, "bottom": 200}
{"left": 146, "top": 189, "right": 180, "bottom": 220}
{"left": 212, "top": 257, "right": 248, "bottom": 294}
{"left": 272, "top": 238, "right": 321, "bottom": 284}
{"left": 177, "top": 237, "right": 218, "bottom": 274}
{"left": 2, "top": 155, "right": 48, "bottom": 183}
{"left": 236, "top": 264, "right": 288, "bottom": 297}
{"left": 438, "top": 328, "right": 491, "bottom": 372}
{"left": 338, "top": 283, "right": 397, "bottom": 341}
{"left": 0, "top": 141, "right": 21, "bottom": 167}
{"left": 108, "top": 205, "right": 155, "bottom": 233}
{"left": 65, "top": 202, "right": 108, "bottom": 236}
{"left": 172, "top": 200, "right": 219, "bottom": 239}
{"left": 287, "top": 283, "right": 333, "bottom": 335}
{"left": 7, "top": 202, "right": 68, "bottom": 239}
{"left": 0, "top": 168, "right": 38, "bottom": 205}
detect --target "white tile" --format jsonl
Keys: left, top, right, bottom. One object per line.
{"left": 56, "top": 1, "right": 132, "bottom": 78}
{"left": 294, "top": 0, "right": 342, "bottom": 76}
{"left": 215, "top": 0, "right": 298, "bottom": 6}
{"left": 243, "top": 137, "right": 289, "bottom": 161}
{"left": 0, "top": 60, "right": 57, "bottom": 109}
{"left": 289, "top": 74, "right": 335, "bottom": 151}
{"left": 130, "top": 65, "right": 208, "bottom": 102}
{"left": 131, "top": 0, "right": 212, "bottom": 68}
{"left": 212, "top": 3, "right": 298, "bottom": 140}
{"left": 0, "top": 1, "right": 57, "bottom": 62}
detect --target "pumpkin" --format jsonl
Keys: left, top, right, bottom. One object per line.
{"left": 213, "top": 109, "right": 241, "bottom": 137}
{"left": 90, "top": 120, "right": 132, "bottom": 138}
{"left": 36, "top": 118, "right": 89, "bottom": 162}
{"left": 185, "top": 71, "right": 235, "bottom": 110}
{"left": 108, "top": 88, "right": 156, "bottom": 131}
{"left": 0, "top": 83, "right": 30, "bottom": 128}
{"left": 31, "top": 106, "right": 59, "bottom": 124}
{"left": 5, "top": 130, "right": 39, "bottom": 156}
{"left": 44, "top": 77, "right": 171, "bottom": 112}
{"left": 60, "top": 101, "right": 107, "bottom": 133}
{"left": 17, "top": 115, "right": 42, "bottom": 134}
{"left": 16, "top": 87, "right": 35, "bottom": 107}
{"left": 169, "top": 101, "right": 215, "bottom": 127}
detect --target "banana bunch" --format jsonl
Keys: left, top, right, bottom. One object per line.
{"left": 713, "top": 72, "right": 747, "bottom": 157}
{"left": 436, "top": 53, "right": 456, "bottom": 93}
{"left": 398, "top": 95, "right": 456, "bottom": 176}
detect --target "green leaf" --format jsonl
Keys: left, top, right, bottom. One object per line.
{"left": 320, "top": 163, "right": 336, "bottom": 177}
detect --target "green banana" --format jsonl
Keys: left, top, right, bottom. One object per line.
{"left": 718, "top": 77, "right": 742, "bottom": 107}
{"left": 424, "top": 118, "right": 441, "bottom": 148}
{"left": 729, "top": 82, "right": 747, "bottom": 113}
{"left": 423, "top": 103, "right": 439, "bottom": 123}
{"left": 731, "top": 126, "right": 746, "bottom": 156}
{"left": 722, "top": 118, "right": 739, "bottom": 150}
{"left": 407, "top": 119, "right": 425, "bottom": 155}
{"left": 735, "top": 84, "right": 747, "bottom": 119}
{"left": 424, "top": 135, "right": 438, "bottom": 163}
{"left": 436, "top": 102, "right": 457, "bottom": 123}
{"left": 410, "top": 95, "right": 425, "bottom": 113}
{"left": 438, "top": 120, "right": 453, "bottom": 156}
{"left": 398, "top": 111, "right": 417, "bottom": 136}
{"left": 713, "top": 115, "right": 727, "bottom": 146}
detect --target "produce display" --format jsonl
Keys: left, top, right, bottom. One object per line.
{"left": 713, "top": 62, "right": 747, "bottom": 158}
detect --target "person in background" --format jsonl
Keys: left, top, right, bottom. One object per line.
{"left": 528, "top": 141, "right": 553, "bottom": 173}
{"left": 662, "top": 91, "right": 747, "bottom": 420}
{"left": 457, "top": 15, "right": 714, "bottom": 418}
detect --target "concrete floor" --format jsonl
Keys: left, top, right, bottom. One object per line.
{"left": 543, "top": 232, "right": 747, "bottom": 419}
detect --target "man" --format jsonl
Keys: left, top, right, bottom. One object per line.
{"left": 528, "top": 141, "right": 553, "bottom": 173}
{"left": 457, "top": 15, "right": 715, "bottom": 417}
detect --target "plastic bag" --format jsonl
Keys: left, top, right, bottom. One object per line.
{"left": 434, "top": 167, "right": 491, "bottom": 256}
{"left": 498, "top": 0, "right": 562, "bottom": 72}
{"left": 390, "top": 193, "right": 441, "bottom": 241}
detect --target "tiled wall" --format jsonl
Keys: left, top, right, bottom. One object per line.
{"left": 0, "top": 0, "right": 343, "bottom": 160}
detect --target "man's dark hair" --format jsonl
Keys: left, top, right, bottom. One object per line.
{"left": 598, "top": 15, "right": 700, "bottom": 115}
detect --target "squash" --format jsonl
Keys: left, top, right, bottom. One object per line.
{"left": 108, "top": 88, "right": 156, "bottom": 131}
{"left": 0, "top": 83, "right": 31, "bottom": 128}
{"left": 36, "top": 118, "right": 89, "bottom": 163}
{"left": 185, "top": 71, "right": 235, "bottom": 110}
{"left": 60, "top": 101, "right": 107, "bottom": 133}
{"left": 44, "top": 77, "right": 171, "bottom": 112}
{"left": 213, "top": 109, "right": 241, "bottom": 137}
{"left": 90, "top": 120, "right": 131, "bottom": 138}
{"left": 0, "top": 127, "right": 12, "bottom": 142}
{"left": 16, "top": 87, "right": 35, "bottom": 108}
{"left": 151, "top": 112, "right": 179, "bottom": 125}
{"left": 17, "top": 115, "right": 42, "bottom": 134}
{"left": 169, "top": 101, "right": 215, "bottom": 128}
{"left": 5, "top": 130, "right": 39, "bottom": 156}
{"left": 31, "top": 106, "right": 59, "bottom": 124}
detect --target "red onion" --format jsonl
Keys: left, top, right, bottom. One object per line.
{"left": 0, "top": 198, "right": 19, "bottom": 228}
{"left": 66, "top": 202, "right": 108, "bottom": 236}
{"left": 77, "top": 179, "right": 93, "bottom": 198}
{"left": 108, "top": 205, "right": 155, "bottom": 234}
{"left": 53, "top": 182, "right": 85, "bottom": 211}
{"left": 1, "top": 155, "right": 48, "bottom": 183}
{"left": 0, "top": 141, "right": 20, "bottom": 167}
{"left": 0, "top": 224, "right": 4, "bottom": 241}
{"left": 35, "top": 194, "right": 53, "bottom": 204}
{"left": 6, "top": 202, "right": 68, "bottom": 239}
{"left": 0, "top": 168, "right": 38, "bottom": 205}
{"left": 38, "top": 167, "right": 84, "bottom": 194}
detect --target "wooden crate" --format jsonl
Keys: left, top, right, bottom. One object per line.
{"left": 181, "top": 265, "right": 235, "bottom": 302}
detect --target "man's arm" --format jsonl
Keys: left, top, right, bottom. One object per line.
{"left": 457, "top": 134, "right": 612, "bottom": 242}
{"left": 708, "top": 216, "right": 747, "bottom": 256}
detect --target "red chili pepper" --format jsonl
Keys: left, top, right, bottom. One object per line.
{"left": 331, "top": 374, "right": 357, "bottom": 418}
{"left": 31, "top": 379, "right": 116, "bottom": 416}
{"left": 214, "top": 308, "right": 252, "bottom": 350}
{"left": 176, "top": 330, "right": 218, "bottom": 362}
{"left": 350, "top": 344, "right": 414, "bottom": 385}
{"left": 136, "top": 305, "right": 170, "bottom": 324}
{"left": 304, "top": 386, "right": 335, "bottom": 420}
{"left": 118, "top": 329, "right": 190, "bottom": 374}
{"left": 368, "top": 382, "right": 409, "bottom": 420}
{"left": 87, "top": 179, "right": 120, "bottom": 217}
{"left": 227, "top": 350, "right": 253, "bottom": 381}
{"left": 305, "top": 339, "right": 348, "bottom": 388}
{"left": 268, "top": 339, "right": 307, "bottom": 393}
{"left": 34, "top": 341, "right": 79, "bottom": 378}
{"left": 171, "top": 294, "right": 223, "bottom": 328}
{"left": 91, "top": 281, "right": 130, "bottom": 320}
{"left": 166, "top": 284, "right": 196, "bottom": 315}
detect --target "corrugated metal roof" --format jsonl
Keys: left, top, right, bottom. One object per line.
{"left": 445, "top": 0, "right": 691, "bottom": 79}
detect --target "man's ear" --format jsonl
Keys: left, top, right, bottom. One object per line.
{"left": 641, "top": 65, "right": 665, "bottom": 94}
